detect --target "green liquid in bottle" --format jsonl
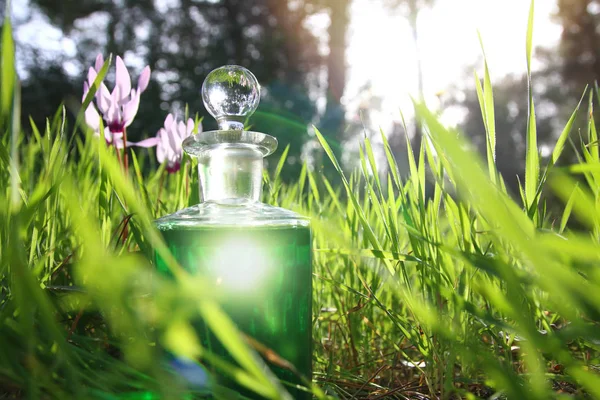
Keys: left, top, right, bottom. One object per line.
{"left": 156, "top": 224, "right": 312, "bottom": 399}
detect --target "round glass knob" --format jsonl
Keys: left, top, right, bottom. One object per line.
{"left": 201, "top": 65, "right": 260, "bottom": 131}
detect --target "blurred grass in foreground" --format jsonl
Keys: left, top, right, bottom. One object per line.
{"left": 2, "top": 0, "right": 600, "bottom": 399}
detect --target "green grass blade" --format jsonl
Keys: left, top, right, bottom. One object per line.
{"left": 380, "top": 128, "right": 402, "bottom": 189}
{"left": 307, "top": 169, "right": 321, "bottom": 205}
{"left": 559, "top": 183, "right": 578, "bottom": 233}
{"left": 1, "top": 5, "right": 15, "bottom": 123}
{"left": 525, "top": 0, "right": 539, "bottom": 210}
{"left": 76, "top": 55, "right": 112, "bottom": 136}
{"left": 526, "top": 0, "right": 535, "bottom": 75}
{"left": 587, "top": 91, "right": 599, "bottom": 162}
{"left": 551, "top": 87, "right": 587, "bottom": 166}
{"left": 364, "top": 136, "right": 383, "bottom": 198}
{"left": 313, "top": 126, "right": 395, "bottom": 275}
{"left": 198, "top": 301, "right": 287, "bottom": 399}
{"left": 9, "top": 82, "right": 20, "bottom": 210}
{"left": 404, "top": 123, "right": 420, "bottom": 200}
{"left": 274, "top": 144, "right": 290, "bottom": 182}
{"left": 477, "top": 32, "right": 496, "bottom": 177}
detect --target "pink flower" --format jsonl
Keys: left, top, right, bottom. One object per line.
{"left": 83, "top": 54, "right": 158, "bottom": 148}
{"left": 156, "top": 114, "right": 198, "bottom": 173}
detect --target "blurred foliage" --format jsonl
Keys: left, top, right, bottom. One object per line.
{"left": 15, "top": 0, "right": 355, "bottom": 181}
{"left": 18, "top": 0, "right": 600, "bottom": 190}
{"left": 556, "top": 0, "right": 600, "bottom": 95}
{"left": 3, "top": 1, "right": 600, "bottom": 399}
{"left": 446, "top": 0, "right": 600, "bottom": 196}
{"left": 382, "top": 0, "right": 437, "bottom": 158}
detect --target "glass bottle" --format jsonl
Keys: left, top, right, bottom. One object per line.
{"left": 154, "top": 66, "right": 312, "bottom": 399}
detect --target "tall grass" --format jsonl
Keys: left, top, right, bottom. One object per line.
{"left": 1, "top": 0, "right": 600, "bottom": 398}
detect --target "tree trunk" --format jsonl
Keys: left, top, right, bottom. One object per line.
{"left": 326, "top": 0, "right": 349, "bottom": 107}
{"left": 223, "top": 0, "right": 244, "bottom": 64}
{"left": 408, "top": 0, "right": 424, "bottom": 158}
{"left": 323, "top": 0, "right": 350, "bottom": 158}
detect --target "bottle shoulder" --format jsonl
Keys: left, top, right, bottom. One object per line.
{"left": 155, "top": 202, "right": 310, "bottom": 230}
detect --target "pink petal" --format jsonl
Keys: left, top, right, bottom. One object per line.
{"left": 96, "top": 88, "right": 110, "bottom": 115}
{"left": 132, "top": 137, "right": 160, "bottom": 148}
{"left": 88, "top": 67, "right": 111, "bottom": 114}
{"left": 167, "top": 123, "right": 180, "bottom": 150}
{"left": 82, "top": 82, "right": 90, "bottom": 102}
{"left": 87, "top": 67, "right": 97, "bottom": 87}
{"left": 94, "top": 54, "right": 104, "bottom": 72}
{"left": 112, "top": 83, "right": 121, "bottom": 104}
{"left": 177, "top": 121, "right": 186, "bottom": 139}
{"left": 113, "top": 140, "right": 126, "bottom": 149}
{"left": 156, "top": 131, "right": 166, "bottom": 164}
{"left": 100, "top": 80, "right": 111, "bottom": 98}
{"left": 84, "top": 103, "right": 101, "bottom": 132}
{"left": 87, "top": 67, "right": 111, "bottom": 104}
{"left": 113, "top": 139, "right": 142, "bottom": 149}
{"left": 83, "top": 82, "right": 101, "bottom": 132}
{"left": 122, "top": 90, "right": 140, "bottom": 127}
{"left": 137, "top": 66, "right": 151, "bottom": 93}
{"left": 164, "top": 113, "right": 174, "bottom": 130}
{"left": 97, "top": 83, "right": 112, "bottom": 112}
{"left": 163, "top": 130, "right": 176, "bottom": 156}
{"left": 115, "top": 56, "right": 132, "bottom": 103}
{"left": 106, "top": 85, "right": 123, "bottom": 124}
{"left": 156, "top": 147, "right": 164, "bottom": 163}
{"left": 186, "top": 118, "right": 195, "bottom": 137}
{"left": 106, "top": 102, "right": 120, "bottom": 126}
{"left": 108, "top": 132, "right": 141, "bottom": 149}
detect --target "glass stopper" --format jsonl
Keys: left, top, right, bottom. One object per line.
{"left": 202, "top": 65, "right": 261, "bottom": 131}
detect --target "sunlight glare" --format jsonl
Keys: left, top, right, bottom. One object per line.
{"left": 346, "top": 0, "right": 561, "bottom": 130}
{"left": 209, "top": 237, "right": 272, "bottom": 292}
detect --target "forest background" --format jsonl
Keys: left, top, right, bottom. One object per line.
{"left": 4, "top": 0, "right": 599, "bottom": 191}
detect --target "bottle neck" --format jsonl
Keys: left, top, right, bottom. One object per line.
{"left": 198, "top": 144, "right": 264, "bottom": 204}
